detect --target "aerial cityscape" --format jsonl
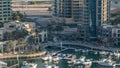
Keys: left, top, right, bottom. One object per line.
{"left": 0, "top": 0, "right": 120, "bottom": 68}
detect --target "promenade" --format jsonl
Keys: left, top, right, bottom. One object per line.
{"left": 46, "top": 41, "right": 120, "bottom": 52}
{"left": 0, "top": 52, "right": 46, "bottom": 60}
{"left": 62, "top": 41, "right": 119, "bottom": 52}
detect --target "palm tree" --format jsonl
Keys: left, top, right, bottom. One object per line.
{"left": 17, "top": 38, "right": 26, "bottom": 53}
{"left": 6, "top": 40, "right": 16, "bottom": 53}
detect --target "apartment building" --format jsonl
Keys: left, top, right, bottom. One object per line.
{"left": 53, "top": 0, "right": 110, "bottom": 39}
{"left": 53, "top": 0, "right": 72, "bottom": 18}
{"left": 0, "top": 0, "right": 12, "bottom": 23}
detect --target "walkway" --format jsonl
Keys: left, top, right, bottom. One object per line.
{"left": 0, "top": 52, "right": 46, "bottom": 60}
{"left": 62, "top": 41, "right": 119, "bottom": 52}
{"left": 46, "top": 41, "right": 120, "bottom": 52}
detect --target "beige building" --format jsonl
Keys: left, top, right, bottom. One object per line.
{"left": 0, "top": 21, "right": 36, "bottom": 40}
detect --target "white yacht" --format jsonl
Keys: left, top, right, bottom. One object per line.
{"left": 75, "top": 49, "right": 79, "bottom": 52}
{"left": 97, "top": 59, "right": 115, "bottom": 68}
{"left": 53, "top": 56, "right": 60, "bottom": 64}
{"left": 0, "top": 61, "right": 7, "bottom": 68}
{"left": 44, "top": 64, "right": 59, "bottom": 68}
{"left": 74, "top": 56, "right": 92, "bottom": 68}
{"left": 21, "top": 61, "right": 37, "bottom": 68}
{"left": 42, "top": 55, "right": 52, "bottom": 61}
{"left": 67, "top": 60, "right": 74, "bottom": 64}
{"left": 99, "top": 51, "right": 109, "bottom": 55}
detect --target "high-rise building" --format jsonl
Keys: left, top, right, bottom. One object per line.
{"left": 53, "top": 0, "right": 72, "bottom": 18}
{"left": 53, "top": 0, "right": 110, "bottom": 38}
{"left": 0, "top": 0, "right": 12, "bottom": 23}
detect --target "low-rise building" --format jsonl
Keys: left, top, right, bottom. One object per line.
{"left": 98, "top": 24, "right": 120, "bottom": 46}
{"left": 4, "top": 21, "right": 35, "bottom": 33}
{"left": 77, "top": 23, "right": 90, "bottom": 41}
{"left": 0, "top": 21, "right": 35, "bottom": 40}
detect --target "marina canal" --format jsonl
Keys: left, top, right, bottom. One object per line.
{"left": 3, "top": 44, "right": 120, "bottom": 68}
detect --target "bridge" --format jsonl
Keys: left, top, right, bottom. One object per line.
{"left": 12, "top": 0, "right": 52, "bottom": 2}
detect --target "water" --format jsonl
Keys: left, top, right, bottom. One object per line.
{"left": 4, "top": 45, "right": 120, "bottom": 68}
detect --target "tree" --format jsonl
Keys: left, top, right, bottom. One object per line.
{"left": 27, "top": 36, "right": 35, "bottom": 44}
{"left": 3, "top": 32, "right": 11, "bottom": 40}
{"left": 17, "top": 38, "right": 26, "bottom": 52}
{"left": 3, "top": 29, "right": 28, "bottom": 41}
{"left": 12, "top": 11, "right": 23, "bottom": 21}
{"left": 6, "top": 40, "right": 16, "bottom": 53}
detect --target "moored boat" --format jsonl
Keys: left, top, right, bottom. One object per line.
{"left": 74, "top": 56, "right": 92, "bottom": 68}
{"left": 97, "top": 59, "right": 115, "bottom": 68}
{"left": 44, "top": 64, "right": 59, "bottom": 68}
{"left": 21, "top": 61, "right": 37, "bottom": 68}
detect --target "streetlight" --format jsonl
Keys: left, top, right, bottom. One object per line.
{"left": 17, "top": 55, "right": 19, "bottom": 68}
{"left": 60, "top": 42, "right": 63, "bottom": 50}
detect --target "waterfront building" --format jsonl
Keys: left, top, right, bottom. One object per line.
{"left": 0, "top": 0, "right": 12, "bottom": 23}
{"left": 98, "top": 24, "right": 120, "bottom": 46}
{"left": 53, "top": 0, "right": 110, "bottom": 39}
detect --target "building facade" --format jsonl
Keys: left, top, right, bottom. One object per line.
{"left": 77, "top": 23, "right": 90, "bottom": 41}
{"left": 53, "top": 0, "right": 72, "bottom": 18}
{"left": 53, "top": 0, "right": 110, "bottom": 39}
{"left": 0, "top": 0, "right": 12, "bottom": 23}
{"left": 98, "top": 24, "right": 120, "bottom": 46}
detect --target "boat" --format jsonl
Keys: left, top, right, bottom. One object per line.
{"left": 53, "top": 56, "right": 60, "bottom": 61}
{"left": 94, "top": 51, "right": 98, "bottom": 54}
{"left": 44, "top": 64, "right": 59, "bottom": 68}
{"left": 0, "top": 61, "right": 7, "bottom": 68}
{"left": 115, "top": 64, "right": 120, "bottom": 68}
{"left": 113, "top": 52, "right": 120, "bottom": 57}
{"left": 74, "top": 56, "right": 92, "bottom": 68}
{"left": 67, "top": 60, "right": 74, "bottom": 64}
{"left": 99, "top": 51, "right": 109, "bottom": 55}
{"left": 75, "top": 49, "right": 79, "bottom": 52}
{"left": 41, "top": 55, "right": 52, "bottom": 61}
{"left": 21, "top": 61, "right": 37, "bottom": 68}
{"left": 97, "top": 59, "right": 115, "bottom": 68}
{"left": 66, "top": 54, "right": 72, "bottom": 58}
